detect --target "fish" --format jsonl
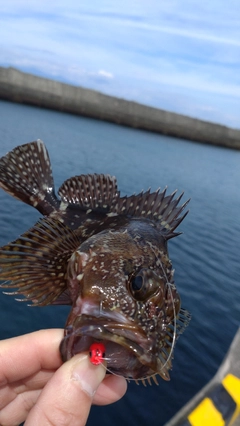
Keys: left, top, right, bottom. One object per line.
{"left": 0, "top": 140, "right": 191, "bottom": 384}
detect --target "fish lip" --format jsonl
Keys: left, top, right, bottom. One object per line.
{"left": 63, "top": 298, "right": 154, "bottom": 362}
{"left": 60, "top": 314, "right": 174, "bottom": 380}
{"left": 60, "top": 314, "right": 154, "bottom": 367}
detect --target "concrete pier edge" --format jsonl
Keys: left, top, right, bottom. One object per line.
{"left": 0, "top": 66, "right": 240, "bottom": 150}
{"left": 164, "top": 328, "right": 240, "bottom": 426}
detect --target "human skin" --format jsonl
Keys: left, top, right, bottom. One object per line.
{"left": 0, "top": 329, "right": 127, "bottom": 426}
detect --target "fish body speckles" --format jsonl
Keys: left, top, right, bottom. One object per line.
{"left": 0, "top": 140, "right": 191, "bottom": 382}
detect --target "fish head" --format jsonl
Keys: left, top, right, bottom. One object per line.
{"left": 60, "top": 222, "right": 187, "bottom": 381}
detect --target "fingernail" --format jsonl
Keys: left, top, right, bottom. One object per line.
{"left": 71, "top": 354, "right": 106, "bottom": 397}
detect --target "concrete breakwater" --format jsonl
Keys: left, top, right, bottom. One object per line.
{"left": 0, "top": 66, "right": 240, "bottom": 150}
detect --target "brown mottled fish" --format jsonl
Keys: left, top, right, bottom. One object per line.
{"left": 0, "top": 140, "right": 190, "bottom": 384}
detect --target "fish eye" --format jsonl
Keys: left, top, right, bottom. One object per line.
{"left": 128, "top": 269, "right": 161, "bottom": 302}
{"left": 131, "top": 275, "right": 143, "bottom": 292}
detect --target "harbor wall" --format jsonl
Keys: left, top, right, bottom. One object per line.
{"left": 0, "top": 66, "right": 240, "bottom": 150}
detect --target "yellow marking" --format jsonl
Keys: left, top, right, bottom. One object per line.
{"left": 188, "top": 398, "right": 224, "bottom": 426}
{"left": 222, "top": 374, "right": 240, "bottom": 426}
{"left": 222, "top": 374, "right": 240, "bottom": 406}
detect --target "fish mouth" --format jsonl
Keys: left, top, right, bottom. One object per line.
{"left": 60, "top": 314, "right": 163, "bottom": 380}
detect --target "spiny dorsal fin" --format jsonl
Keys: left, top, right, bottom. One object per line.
{"left": 114, "top": 188, "right": 190, "bottom": 239}
{"left": 58, "top": 174, "right": 119, "bottom": 211}
{"left": 0, "top": 140, "right": 59, "bottom": 215}
{"left": 0, "top": 218, "right": 80, "bottom": 306}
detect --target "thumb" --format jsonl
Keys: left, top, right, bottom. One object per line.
{"left": 25, "top": 353, "right": 106, "bottom": 426}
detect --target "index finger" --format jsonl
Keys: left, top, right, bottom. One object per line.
{"left": 0, "top": 329, "right": 64, "bottom": 385}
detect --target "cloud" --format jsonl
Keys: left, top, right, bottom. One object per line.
{"left": 97, "top": 70, "right": 113, "bottom": 79}
{"left": 0, "top": 0, "right": 240, "bottom": 127}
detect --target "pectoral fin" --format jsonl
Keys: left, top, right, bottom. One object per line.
{"left": 0, "top": 218, "right": 80, "bottom": 306}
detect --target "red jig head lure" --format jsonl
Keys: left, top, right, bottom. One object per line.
{"left": 89, "top": 342, "right": 106, "bottom": 365}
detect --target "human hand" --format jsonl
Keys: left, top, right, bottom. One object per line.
{"left": 0, "top": 329, "right": 127, "bottom": 425}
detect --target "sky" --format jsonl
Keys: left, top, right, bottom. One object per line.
{"left": 0, "top": 0, "right": 240, "bottom": 128}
